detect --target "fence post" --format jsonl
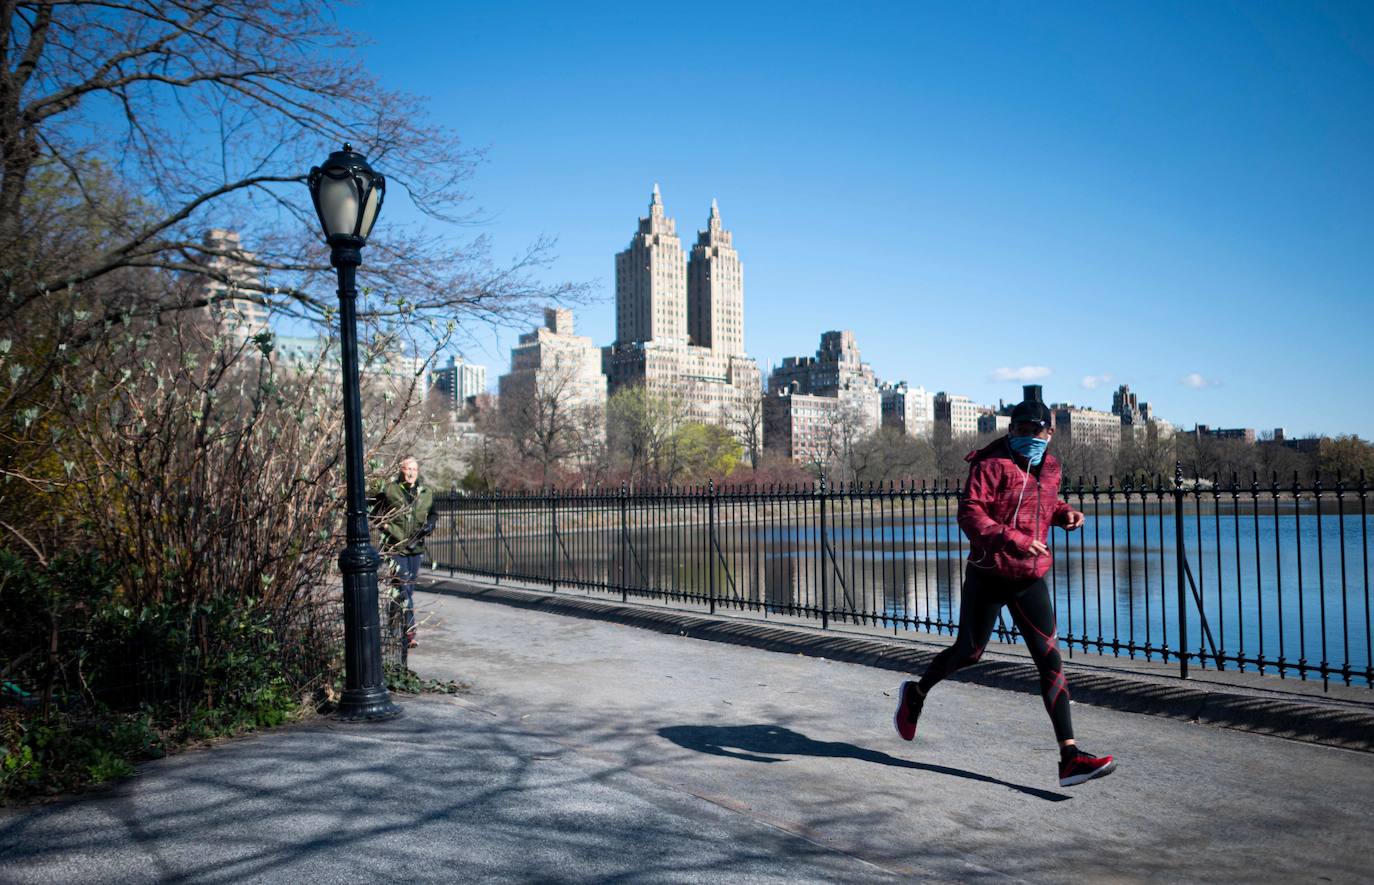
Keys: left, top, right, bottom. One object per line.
{"left": 448, "top": 484, "right": 457, "bottom": 578}
{"left": 1174, "top": 462, "right": 1188, "bottom": 679}
{"left": 550, "top": 487, "right": 558, "bottom": 593}
{"left": 708, "top": 479, "right": 718, "bottom": 615}
{"left": 619, "top": 481, "right": 629, "bottom": 604}
{"left": 819, "top": 475, "right": 829, "bottom": 630}
{"left": 494, "top": 490, "right": 502, "bottom": 585}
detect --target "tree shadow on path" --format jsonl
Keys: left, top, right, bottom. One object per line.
{"left": 659, "top": 723, "right": 1069, "bottom": 802}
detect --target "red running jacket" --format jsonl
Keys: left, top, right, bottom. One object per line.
{"left": 958, "top": 437, "right": 1075, "bottom": 580}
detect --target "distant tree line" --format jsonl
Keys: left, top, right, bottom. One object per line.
{"left": 453, "top": 381, "right": 812, "bottom": 492}
{"left": 833, "top": 428, "right": 1374, "bottom": 489}
{"left": 454, "top": 386, "right": 1374, "bottom": 494}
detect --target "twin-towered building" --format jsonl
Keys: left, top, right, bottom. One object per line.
{"left": 602, "top": 186, "right": 762, "bottom": 433}
{"left": 496, "top": 188, "right": 1012, "bottom": 467}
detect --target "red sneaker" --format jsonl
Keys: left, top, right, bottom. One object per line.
{"left": 1059, "top": 748, "right": 1117, "bottom": 787}
{"left": 892, "top": 680, "right": 924, "bottom": 741}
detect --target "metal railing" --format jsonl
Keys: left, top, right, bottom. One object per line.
{"left": 428, "top": 466, "right": 1371, "bottom": 689}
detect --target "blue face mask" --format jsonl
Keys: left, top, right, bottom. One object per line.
{"left": 1009, "top": 434, "right": 1048, "bottom": 466}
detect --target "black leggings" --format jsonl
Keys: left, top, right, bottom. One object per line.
{"left": 917, "top": 565, "right": 1073, "bottom": 742}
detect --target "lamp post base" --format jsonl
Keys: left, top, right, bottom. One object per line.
{"left": 334, "top": 686, "right": 403, "bottom": 722}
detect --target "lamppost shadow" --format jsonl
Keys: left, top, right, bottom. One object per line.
{"left": 658, "top": 723, "right": 1070, "bottom": 802}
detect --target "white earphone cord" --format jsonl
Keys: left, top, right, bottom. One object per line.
{"left": 1011, "top": 459, "right": 1031, "bottom": 527}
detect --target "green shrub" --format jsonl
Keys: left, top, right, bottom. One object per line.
{"left": 1, "top": 553, "right": 316, "bottom": 803}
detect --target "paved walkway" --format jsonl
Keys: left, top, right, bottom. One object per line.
{"left": 3, "top": 584, "right": 1372, "bottom": 883}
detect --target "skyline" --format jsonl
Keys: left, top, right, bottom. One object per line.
{"left": 335, "top": 1, "right": 1374, "bottom": 438}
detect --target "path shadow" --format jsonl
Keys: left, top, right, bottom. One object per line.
{"left": 658, "top": 723, "right": 1069, "bottom": 803}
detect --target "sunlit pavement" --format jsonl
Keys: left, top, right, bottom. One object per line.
{"left": 2, "top": 582, "right": 1370, "bottom": 883}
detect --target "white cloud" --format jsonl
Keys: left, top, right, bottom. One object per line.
{"left": 1081, "top": 373, "right": 1113, "bottom": 390}
{"left": 1180, "top": 372, "right": 1221, "bottom": 389}
{"left": 990, "top": 365, "right": 1051, "bottom": 382}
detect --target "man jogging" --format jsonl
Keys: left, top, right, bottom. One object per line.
{"left": 377, "top": 456, "right": 435, "bottom": 649}
{"left": 892, "top": 392, "right": 1117, "bottom": 787}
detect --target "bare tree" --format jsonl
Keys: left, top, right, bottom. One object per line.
{"left": 808, "top": 397, "right": 875, "bottom": 483}
{"left": 850, "top": 427, "right": 936, "bottom": 484}
{"left": 1253, "top": 434, "right": 1310, "bottom": 481}
{"left": 724, "top": 388, "right": 764, "bottom": 470}
{"left": 1, "top": 1, "right": 581, "bottom": 347}
{"left": 0, "top": 1, "right": 584, "bottom": 547}
{"left": 499, "top": 353, "right": 603, "bottom": 486}
{"left": 930, "top": 431, "right": 978, "bottom": 484}
{"left": 1053, "top": 436, "right": 1115, "bottom": 486}
{"left": 1174, "top": 432, "right": 1263, "bottom": 481}
{"left": 1115, "top": 428, "right": 1177, "bottom": 482}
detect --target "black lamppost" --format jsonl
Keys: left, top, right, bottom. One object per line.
{"left": 308, "top": 143, "right": 401, "bottom": 722}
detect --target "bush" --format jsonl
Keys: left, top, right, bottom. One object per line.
{"left": 0, "top": 553, "right": 312, "bottom": 803}
{"left": 0, "top": 305, "right": 419, "bottom": 802}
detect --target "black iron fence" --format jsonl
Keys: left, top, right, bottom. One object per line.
{"left": 428, "top": 467, "right": 1371, "bottom": 689}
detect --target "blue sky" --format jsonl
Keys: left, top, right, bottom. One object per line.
{"left": 338, "top": 1, "right": 1373, "bottom": 438}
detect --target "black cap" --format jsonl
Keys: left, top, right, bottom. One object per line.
{"left": 1010, "top": 398, "right": 1052, "bottom": 429}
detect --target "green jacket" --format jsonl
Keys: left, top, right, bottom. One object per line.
{"left": 376, "top": 477, "right": 435, "bottom": 555}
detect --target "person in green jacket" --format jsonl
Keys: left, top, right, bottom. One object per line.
{"left": 376, "top": 456, "right": 435, "bottom": 648}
